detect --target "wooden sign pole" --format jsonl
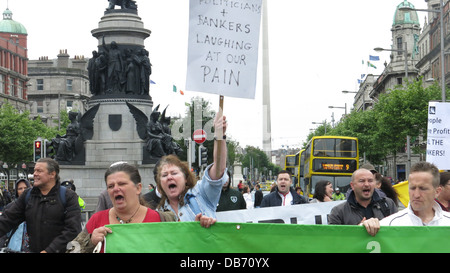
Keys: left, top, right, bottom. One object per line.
{"left": 215, "top": 95, "right": 225, "bottom": 179}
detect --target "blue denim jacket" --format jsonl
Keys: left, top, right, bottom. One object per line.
{"left": 161, "top": 164, "right": 228, "bottom": 221}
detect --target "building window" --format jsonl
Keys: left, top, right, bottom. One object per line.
{"left": 397, "top": 37, "right": 403, "bottom": 55}
{"left": 9, "top": 77, "right": 15, "bottom": 96}
{"left": 37, "top": 100, "right": 44, "bottom": 113}
{"left": 397, "top": 78, "right": 403, "bottom": 85}
{"left": 66, "top": 79, "right": 73, "bottom": 91}
{"left": 37, "top": 79, "right": 44, "bottom": 91}
{"left": 0, "top": 74, "right": 4, "bottom": 94}
{"left": 66, "top": 100, "right": 73, "bottom": 112}
{"left": 17, "top": 81, "right": 23, "bottom": 99}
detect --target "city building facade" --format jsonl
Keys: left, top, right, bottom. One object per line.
{"left": 353, "top": 0, "right": 448, "bottom": 180}
{"left": 27, "top": 51, "right": 90, "bottom": 128}
{"left": 0, "top": 8, "right": 28, "bottom": 112}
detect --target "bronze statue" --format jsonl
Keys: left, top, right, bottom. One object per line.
{"left": 52, "top": 112, "right": 81, "bottom": 162}
{"left": 51, "top": 104, "right": 100, "bottom": 163}
{"left": 126, "top": 102, "right": 182, "bottom": 159}
{"left": 88, "top": 51, "right": 107, "bottom": 96}
{"left": 124, "top": 48, "right": 141, "bottom": 95}
{"left": 160, "top": 106, "right": 182, "bottom": 155}
{"left": 102, "top": 38, "right": 124, "bottom": 94}
{"left": 138, "top": 49, "right": 152, "bottom": 96}
{"left": 107, "top": 0, "right": 137, "bottom": 11}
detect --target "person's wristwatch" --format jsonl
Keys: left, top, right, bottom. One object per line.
{"left": 214, "top": 135, "right": 227, "bottom": 141}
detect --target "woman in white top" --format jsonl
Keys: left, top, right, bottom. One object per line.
{"left": 242, "top": 186, "right": 254, "bottom": 209}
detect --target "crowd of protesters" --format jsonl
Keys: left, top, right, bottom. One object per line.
{"left": 0, "top": 114, "right": 448, "bottom": 252}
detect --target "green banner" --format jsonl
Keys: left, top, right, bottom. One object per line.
{"left": 104, "top": 222, "right": 450, "bottom": 253}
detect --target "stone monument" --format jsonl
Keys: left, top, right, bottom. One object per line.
{"left": 53, "top": 2, "right": 182, "bottom": 202}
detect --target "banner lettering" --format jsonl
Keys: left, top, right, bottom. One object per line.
{"left": 427, "top": 102, "right": 450, "bottom": 170}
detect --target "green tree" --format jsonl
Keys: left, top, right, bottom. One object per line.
{"left": 0, "top": 103, "right": 58, "bottom": 165}
{"left": 241, "top": 146, "right": 280, "bottom": 180}
{"left": 373, "top": 79, "right": 441, "bottom": 159}
{"left": 330, "top": 109, "right": 384, "bottom": 164}
{"left": 324, "top": 78, "right": 444, "bottom": 165}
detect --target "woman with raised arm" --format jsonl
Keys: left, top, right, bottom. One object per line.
{"left": 156, "top": 114, "right": 229, "bottom": 226}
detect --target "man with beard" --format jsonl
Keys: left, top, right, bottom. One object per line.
{"left": 328, "top": 168, "right": 397, "bottom": 228}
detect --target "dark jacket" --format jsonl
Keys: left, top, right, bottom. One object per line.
{"left": 143, "top": 189, "right": 161, "bottom": 210}
{"left": 217, "top": 187, "right": 247, "bottom": 212}
{"left": 260, "top": 187, "right": 308, "bottom": 207}
{"left": 328, "top": 189, "right": 397, "bottom": 225}
{"left": 0, "top": 182, "right": 81, "bottom": 253}
{"left": 254, "top": 189, "right": 263, "bottom": 207}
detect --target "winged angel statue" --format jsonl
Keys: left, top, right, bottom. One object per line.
{"left": 126, "top": 102, "right": 182, "bottom": 159}
{"left": 51, "top": 104, "right": 100, "bottom": 163}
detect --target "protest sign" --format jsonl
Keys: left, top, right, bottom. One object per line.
{"left": 104, "top": 222, "right": 450, "bottom": 253}
{"left": 426, "top": 102, "right": 450, "bottom": 170}
{"left": 186, "top": 0, "right": 262, "bottom": 99}
{"left": 216, "top": 200, "right": 345, "bottom": 224}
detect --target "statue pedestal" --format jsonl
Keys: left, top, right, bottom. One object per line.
{"left": 86, "top": 97, "right": 152, "bottom": 166}
{"left": 92, "top": 11, "right": 151, "bottom": 48}
{"left": 57, "top": 6, "right": 158, "bottom": 204}
{"left": 59, "top": 164, "right": 156, "bottom": 208}
{"left": 59, "top": 97, "right": 155, "bottom": 202}
{"left": 233, "top": 161, "right": 245, "bottom": 187}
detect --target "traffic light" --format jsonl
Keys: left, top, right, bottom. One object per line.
{"left": 33, "top": 138, "right": 43, "bottom": 162}
{"left": 198, "top": 145, "right": 208, "bottom": 168}
{"left": 44, "top": 139, "right": 55, "bottom": 159}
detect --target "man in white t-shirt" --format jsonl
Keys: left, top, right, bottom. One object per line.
{"left": 362, "top": 162, "right": 450, "bottom": 236}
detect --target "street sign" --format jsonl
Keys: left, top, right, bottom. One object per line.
{"left": 193, "top": 129, "right": 207, "bottom": 144}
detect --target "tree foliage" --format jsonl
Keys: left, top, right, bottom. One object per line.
{"left": 0, "top": 103, "right": 68, "bottom": 165}
{"left": 321, "top": 78, "right": 445, "bottom": 164}
{"left": 240, "top": 146, "right": 281, "bottom": 179}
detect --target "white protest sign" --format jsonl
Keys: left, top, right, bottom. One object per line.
{"left": 216, "top": 201, "right": 345, "bottom": 225}
{"left": 426, "top": 102, "right": 450, "bottom": 170}
{"left": 186, "top": 0, "right": 262, "bottom": 99}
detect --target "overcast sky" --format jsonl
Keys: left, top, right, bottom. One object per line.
{"left": 7, "top": 0, "right": 428, "bottom": 151}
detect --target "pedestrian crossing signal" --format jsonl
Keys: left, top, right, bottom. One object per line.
{"left": 34, "top": 139, "right": 43, "bottom": 162}
{"left": 199, "top": 145, "right": 208, "bottom": 168}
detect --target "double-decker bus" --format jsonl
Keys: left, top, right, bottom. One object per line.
{"left": 303, "top": 136, "right": 359, "bottom": 197}
{"left": 284, "top": 150, "right": 305, "bottom": 190}
{"left": 284, "top": 153, "right": 298, "bottom": 188}
{"left": 285, "top": 154, "right": 296, "bottom": 174}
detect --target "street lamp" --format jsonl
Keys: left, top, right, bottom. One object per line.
{"left": 374, "top": 42, "right": 409, "bottom": 79}
{"left": 328, "top": 103, "right": 347, "bottom": 115}
{"left": 399, "top": 1, "right": 446, "bottom": 102}
{"left": 342, "top": 90, "right": 358, "bottom": 94}
{"left": 312, "top": 120, "right": 327, "bottom": 134}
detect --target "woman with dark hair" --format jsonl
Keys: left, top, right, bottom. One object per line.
{"left": 78, "top": 162, "right": 174, "bottom": 252}
{"left": 379, "top": 176, "right": 399, "bottom": 207}
{"left": 311, "top": 180, "right": 333, "bottom": 203}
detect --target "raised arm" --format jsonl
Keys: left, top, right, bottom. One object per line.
{"left": 209, "top": 113, "right": 227, "bottom": 181}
